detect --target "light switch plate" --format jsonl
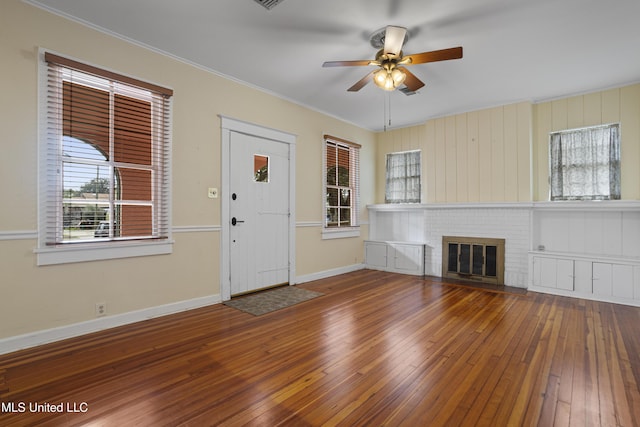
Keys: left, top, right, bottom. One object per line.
{"left": 208, "top": 187, "right": 218, "bottom": 199}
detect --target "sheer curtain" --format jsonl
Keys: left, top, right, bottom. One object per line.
{"left": 549, "top": 124, "right": 620, "bottom": 200}
{"left": 385, "top": 150, "right": 421, "bottom": 203}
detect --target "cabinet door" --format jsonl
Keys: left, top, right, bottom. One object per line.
{"left": 533, "top": 257, "right": 559, "bottom": 288}
{"left": 592, "top": 263, "right": 612, "bottom": 296}
{"left": 365, "top": 242, "right": 388, "bottom": 269}
{"left": 392, "top": 244, "right": 424, "bottom": 275}
{"left": 556, "top": 259, "right": 574, "bottom": 291}
{"left": 612, "top": 264, "right": 634, "bottom": 299}
{"left": 574, "top": 260, "right": 592, "bottom": 294}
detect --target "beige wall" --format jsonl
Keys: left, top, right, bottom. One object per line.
{"left": 532, "top": 84, "right": 640, "bottom": 200}
{"left": 0, "top": 0, "right": 375, "bottom": 339}
{"left": 377, "top": 84, "right": 640, "bottom": 204}
{"left": 376, "top": 102, "right": 532, "bottom": 203}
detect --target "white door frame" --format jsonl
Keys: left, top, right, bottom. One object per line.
{"left": 219, "top": 116, "right": 296, "bottom": 301}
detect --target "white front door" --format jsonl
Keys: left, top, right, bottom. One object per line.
{"left": 229, "top": 131, "right": 290, "bottom": 295}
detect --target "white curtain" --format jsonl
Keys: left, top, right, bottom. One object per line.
{"left": 550, "top": 124, "right": 620, "bottom": 200}
{"left": 385, "top": 151, "right": 421, "bottom": 203}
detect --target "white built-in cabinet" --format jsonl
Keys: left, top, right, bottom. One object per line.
{"left": 364, "top": 241, "right": 425, "bottom": 276}
{"left": 529, "top": 201, "right": 640, "bottom": 307}
{"left": 529, "top": 253, "right": 640, "bottom": 306}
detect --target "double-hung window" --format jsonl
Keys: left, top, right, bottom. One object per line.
{"left": 323, "top": 135, "right": 360, "bottom": 238}
{"left": 549, "top": 124, "right": 620, "bottom": 201}
{"left": 38, "top": 52, "right": 173, "bottom": 265}
{"left": 385, "top": 150, "right": 421, "bottom": 203}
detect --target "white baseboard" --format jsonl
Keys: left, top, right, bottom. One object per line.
{"left": 0, "top": 294, "right": 221, "bottom": 355}
{"left": 296, "top": 263, "right": 365, "bottom": 284}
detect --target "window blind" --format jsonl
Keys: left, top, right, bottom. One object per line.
{"left": 41, "top": 53, "right": 172, "bottom": 246}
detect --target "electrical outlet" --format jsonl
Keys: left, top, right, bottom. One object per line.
{"left": 95, "top": 302, "right": 107, "bottom": 317}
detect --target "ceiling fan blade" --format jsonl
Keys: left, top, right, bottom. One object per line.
{"left": 404, "top": 46, "right": 463, "bottom": 65}
{"left": 400, "top": 67, "right": 425, "bottom": 92}
{"left": 347, "top": 71, "right": 374, "bottom": 92}
{"left": 383, "top": 25, "right": 407, "bottom": 56}
{"left": 323, "top": 60, "right": 373, "bottom": 67}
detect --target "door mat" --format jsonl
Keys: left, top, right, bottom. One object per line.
{"left": 224, "top": 286, "right": 323, "bottom": 316}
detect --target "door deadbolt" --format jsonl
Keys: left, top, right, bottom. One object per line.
{"left": 232, "top": 193, "right": 237, "bottom": 200}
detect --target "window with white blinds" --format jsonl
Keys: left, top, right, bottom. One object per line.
{"left": 323, "top": 135, "right": 360, "bottom": 238}
{"left": 38, "top": 52, "right": 173, "bottom": 264}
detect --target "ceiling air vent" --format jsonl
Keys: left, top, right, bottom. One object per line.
{"left": 399, "top": 87, "right": 418, "bottom": 96}
{"left": 253, "top": 0, "right": 285, "bottom": 10}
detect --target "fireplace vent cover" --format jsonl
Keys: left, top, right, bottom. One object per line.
{"left": 442, "top": 236, "right": 505, "bottom": 285}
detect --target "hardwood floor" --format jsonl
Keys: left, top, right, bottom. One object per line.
{"left": 1, "top": 269, "right": 639, "bottom": 426}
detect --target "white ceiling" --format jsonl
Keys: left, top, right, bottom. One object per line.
{"left": 28, "top": 0, "right": 640, "bottom": 131}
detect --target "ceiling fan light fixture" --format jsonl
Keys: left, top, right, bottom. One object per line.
{"left": 391, "top": 68, "right": 406, "bottom": 85}
{"left": 373, "top": 66, "right": 406, "bottom": 91}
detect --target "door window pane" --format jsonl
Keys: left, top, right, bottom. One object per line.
{"left": 254, "top": 155, "right": 269, "bottom": 182}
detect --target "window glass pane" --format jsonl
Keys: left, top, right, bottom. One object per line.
{"left": 62, "top": 202, "right": 108, "bottom": 240}
{"left": 340, "top": 189, "right": 351, "bottom": 206}
{"left": 326, "top": 144, "right": 337, "bottom": 185}
{"left": 116, "top": 204, "right": 153, "bottom": 237}
{"left": 254, "top": 155, "right": 269, "bottom": 182}
{"left": 326, "top": 207, "right": 338, "bottom": 226}
{"left": 326, "top": 188, "right": 339, "bottom": 207}
{"left": 337, "top": 146, "right": 350, "bottom": 186}
{"left": 63, "top": 136, "right": 107, "bottom": 160}
{"left": 63, "top": 163, "right": 110, "bottom": 200}
{"left": 339, "top": 208, "right": 351, "bottom": 226}
{"left": 118, "top": 168, "right": 151, "bottom": 201}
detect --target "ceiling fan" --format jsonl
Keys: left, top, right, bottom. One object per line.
{"left": 322, "top": 26, "right": 463, "bottom": 93}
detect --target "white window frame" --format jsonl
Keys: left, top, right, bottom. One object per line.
{"left": 548, "top": 123, "right": 621, "bottom": 201}
{"left": 322, "top": 135, "right": 360, "bottom": 240}
{"left": 385, "top": 150, "right": 422, "bottom": 204}
{"left": 36, "top": 50, "right": 173, "bottom": 265}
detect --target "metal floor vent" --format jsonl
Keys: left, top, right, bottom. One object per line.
{"left": 253, "top": 0, "right": 285, "bottom": 10}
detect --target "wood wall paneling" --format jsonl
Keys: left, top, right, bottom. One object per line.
{"left": 490, "top": 107, "right": 506, "bottom": 202}
{"left": 456, "top": 114, "right": 469, "bottom": 202}
{"left": 467, "top": 111, "right": 480, "bottom": 203}
{"left": 445, "top": 116, "right": 458, "bottom": 202}
{"left": 503, "top": 104, "right": 519, "bottom": 201}
{"left": 478, "top": 109, "right": 493, "bottom": 202}
{"left": 620, "top": 85, "right": 640, "bottom": 199}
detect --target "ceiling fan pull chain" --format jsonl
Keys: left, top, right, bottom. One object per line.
{"left": 388, "top": 92, "right": 392, "bottom": 129}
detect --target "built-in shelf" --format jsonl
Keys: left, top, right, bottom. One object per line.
{"left": 367, "top": 202, "right": 533, "bottom": 211}
{"left": 532, "top": 200, "right": 640, "bottom": 211}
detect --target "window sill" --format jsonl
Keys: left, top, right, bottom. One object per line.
{"left": 35, "top": 240, "right": 174, "bottom": 266}
{"left": 322, "top": 227, "right": 360, "bottom": 240}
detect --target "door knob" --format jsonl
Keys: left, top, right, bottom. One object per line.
{"left": 231, "top": 217, "right": 245, "bottom": 226}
